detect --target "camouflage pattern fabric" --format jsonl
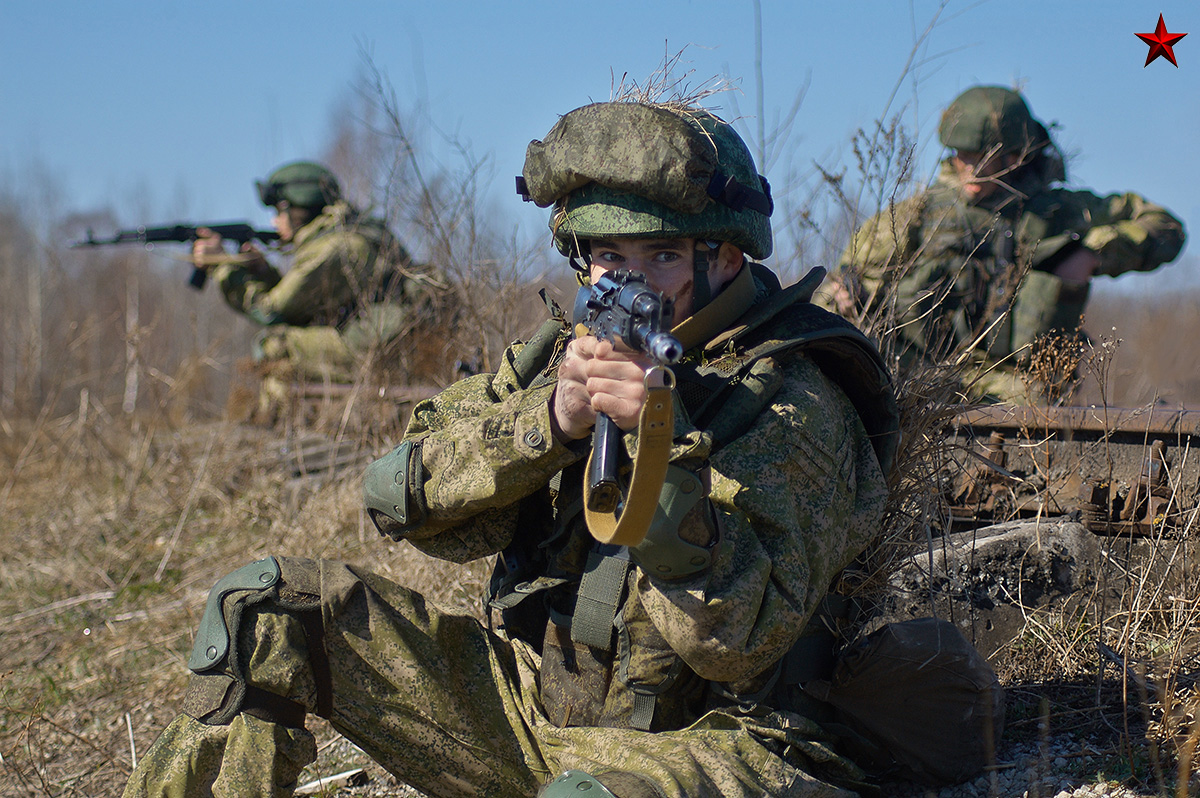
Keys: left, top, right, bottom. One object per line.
{"left": 122, "top": 713, "right": 315, "bottom": 798}
{"left": 831, "top": 161, "right": 1184, "bottom": 402}
{"left": 213, "top": 200, "right": 427, "bottom": 379}
{"left": 524, "top": 103, "right": 774, "bottom": 259}
{"left": 124, "top": 558, "right": 861, "bottom": 798}
{"left": 123, "top": 265, "right": 889, "bottom": 797}
{"left": 401, "top": 263, "right": 887, "bottom": 792}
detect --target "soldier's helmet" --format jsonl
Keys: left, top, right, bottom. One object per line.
{"left": 518, "top": 102, "right": 774, "bottom": 261}
{"left": 256, "top": 161, "right": 341, "bottom": 211}
{"left": 938, "top": 86, "right": 1050, "bottom": 156}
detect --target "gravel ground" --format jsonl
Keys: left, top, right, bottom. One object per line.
{"left": 881, "top": 733, "right": 1166, "bottom": 798}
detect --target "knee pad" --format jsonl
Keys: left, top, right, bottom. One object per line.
{"left": 189, "top": 557, "right": 283, "bottom": 673}
{"left": 182, "top": 557, "right": 329, "bottom": 727}
{"left": 540, "top": 771, "right": 618, "bottom": 798}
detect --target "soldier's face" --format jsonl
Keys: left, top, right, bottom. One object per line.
{"left": 587, "top": 238, "right": 743, "bottom": 326}
{"left": 271, "top": 203, "right": 311, "bottom": 242}
{"left": 951, "top": 149, "right": 1020, "bottom": 201}
{"left": 272, "top": 204, "right": 296, "bottom": 241}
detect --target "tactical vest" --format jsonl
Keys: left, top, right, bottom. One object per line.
{"left": 488, "top": 267, "right": 898, "bottom": 732}
{"left": 290, "top": 202, "right": 412, "bottom": 330}
{"left": 895, "top": 179, "right": 1090, "bottom": 362}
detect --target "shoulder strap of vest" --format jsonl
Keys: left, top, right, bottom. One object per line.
{"left": 683, "top": 267, "right": 900, "bottom": 475}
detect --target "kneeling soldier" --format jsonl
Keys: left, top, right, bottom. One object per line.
{"left": 124, "top": 100, "right": 899, "bottom": 798}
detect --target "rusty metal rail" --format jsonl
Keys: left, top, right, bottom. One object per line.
{"left": 945, "top": 405, "right": 1200, "bottom": 537}
{"left": 952, "top": 405, "right": 1200, "bottom": 438}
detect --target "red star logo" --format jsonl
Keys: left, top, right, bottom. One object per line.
{"left": 1136, "top": 14, "right": 1187, "bottom": 67}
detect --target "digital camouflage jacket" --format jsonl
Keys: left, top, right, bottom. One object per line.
{"left": 211, "top": 200, "right": 443, "bottom": 381}
{"left": 213, "top": 199, "right": 415, "bottom": 331}
{"left": 837, "top": 162, "right": 1185, "bottom": 366}
{"left": 394, "top": 263, "right": 892, "bottom": 737}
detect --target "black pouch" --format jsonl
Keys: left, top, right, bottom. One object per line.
{"left": 804, "top": 618, "right": 1006, "bottom": 786}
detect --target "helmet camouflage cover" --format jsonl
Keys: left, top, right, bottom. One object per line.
{"left": 937, "top": 86, "right": 1049, "bottom": 156}
{"left": 520, "top": 102, "right": 774, "bottom": 259}
{"left": 256, "top": 161, "right": 341, "bottom": 211}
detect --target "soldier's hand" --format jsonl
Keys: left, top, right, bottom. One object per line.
{"left": 551, "top": 335, "right": 651, "bottom": 441}
{"left": 192, "top": 228, "right": 225, "bottom": 269}
{"left": 827, "top": 277, "right": 858, "bottom": 316}
{"left": 1053, "top": 248, "right": 1100, "bottom": 286}
{"left": 238, "top": 242, "right": 271, "bottom": 276}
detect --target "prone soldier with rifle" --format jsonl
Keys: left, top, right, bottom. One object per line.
{"left": 76, "top": 161, "right": 437, "bottom": 416}
{"left": 189, "top": 161, "right": 434, "bottom": 395}
{"left": 81, "top": 160, "right": 441, "bottom": 420}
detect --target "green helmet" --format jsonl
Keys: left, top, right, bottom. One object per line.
{"left": 938, "top": 86, "right": 1049, "bottom": 155}
{"left": 519, "top": 102, "right": 773, "bottom": 259}
{"left": 256, "top": 161, "right": 341, "bottom": 211}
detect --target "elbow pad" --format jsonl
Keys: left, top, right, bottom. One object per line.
{"left": 629, "top": 464, "right": 720, "bottom": 579}
{"left": 363, "top": 440, "right": 426, "bottom": 539}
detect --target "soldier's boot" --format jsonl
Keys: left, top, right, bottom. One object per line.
{"left": 255, "top": 375, "right": 290, "bottom": 426}
{"left": 540, "top": 770, "right": 666, "bottom": 798}
{"left": 121, "top": 712, "right": 315, "bottom": 798}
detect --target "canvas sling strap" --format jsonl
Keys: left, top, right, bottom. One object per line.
{"left": 576, "top": 263, "right": 762, "bottom": 547}
{"left": 582, "top": 365, "right": 676, "bottom": 547}
{"left": 571, "top": 544, "right": 631, "bottom": 649}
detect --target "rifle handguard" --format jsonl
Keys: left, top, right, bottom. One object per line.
{"left": 586, "top": 365, "right": 676, "bottom": 514}
{"left": 584, "top": 369, "right": 675, "bottom": 546}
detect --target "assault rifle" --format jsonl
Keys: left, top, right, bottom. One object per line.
{"left": 575, "top": 269, "right": 683, "bottom": 513}
{"left": 70, "top": 222, "right": 280, "bottom": 290}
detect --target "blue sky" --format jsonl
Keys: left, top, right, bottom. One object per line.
{"left": 3, "top": 1, "right": 1196, "bottom": 285}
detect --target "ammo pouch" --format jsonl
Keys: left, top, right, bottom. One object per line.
{"left": 1010, "top": 270, "right": 1089, "bottom": 356}
{"left": 803, "top": 618, "right": 1005, "bottom": 786}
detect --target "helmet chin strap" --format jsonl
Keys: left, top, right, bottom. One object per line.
{"left": 691, "top": 241, "right": 720, "bottom": 313}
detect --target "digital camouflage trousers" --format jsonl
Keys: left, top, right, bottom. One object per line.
{"left": 121, "top": 558, "right": 858, "bottom": 798}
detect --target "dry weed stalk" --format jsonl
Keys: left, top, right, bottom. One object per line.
{"left": 609, "top": 46, "right": 735, "bottom": 111}
{"left": 355, "top": 50, "right": 549, "bottom": 386}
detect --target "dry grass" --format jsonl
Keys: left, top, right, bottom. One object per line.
{"left": 0, "top": 409, "right": 492, "bottom": 796}
{"left": 8, "top": 309, "right": 1200, "bottom": 796}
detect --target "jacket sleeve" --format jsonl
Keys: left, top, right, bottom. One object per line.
{"left": 397, "top": 339, "right": 585, "bottom": 562}
{"left": 212, "top": 260, "right": 282, "bottom": 322}
{"left": 213, "top": 229, "right": 372, "bottom": 326}
{"left": 1073, "top": 190, "right": 1186, "bottom": 278}
{"left": 633, "top": 353, "right": 889, "bottom": 683}
{"left": 830, "top": 194, "right": 926, "bottom": 310}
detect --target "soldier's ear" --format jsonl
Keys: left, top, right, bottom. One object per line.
{"left": 714, "top": 243, "right": 745, "bottom": 280}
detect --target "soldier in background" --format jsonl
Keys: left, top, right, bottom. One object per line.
{"left": 827, "top": 86, "right": 1185, "bottom": 403}
{"left": 122, "top": 102, "right": 903, "bottom": 797}
{"left": 195, "top": 161, "right": 435, "bottom": 413}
